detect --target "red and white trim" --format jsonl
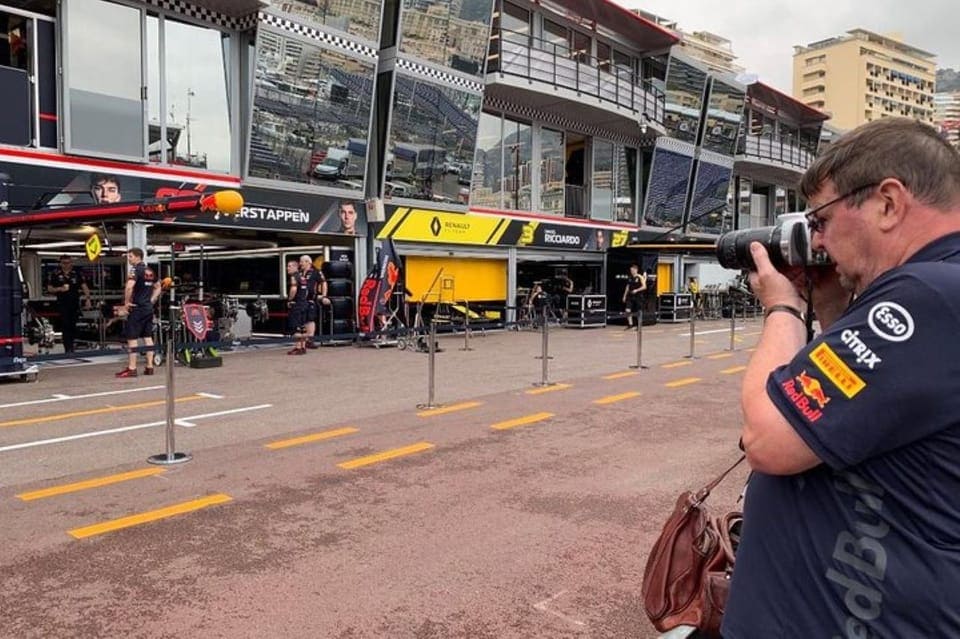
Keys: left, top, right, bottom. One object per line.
{"left": 469, "top": 206, "right": 639, "bottom": 231}
{"left": 0, "top": 147, "right": 241, "bottom": 188}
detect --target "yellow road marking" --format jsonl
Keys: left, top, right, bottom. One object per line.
{"left": 417, "top": 401, "right": 482, "bottom": 417}
{"left": 18, "top": 468, "right": 165, "bottom": 502}
{"left": 707, "top": 353, "right": 734, "bottom": 360}
{"left": 593, "top": 391, "right": 641, "bottom": 405}
{"left": 337, "top": 442, "right": 435, "bottom": 469}
{"left": 603, "top": 371, "right": 639, "bottom": 380}
{"left": 0, "top": 395, "right": 206, "bottom": 429}
{"left": 662, "top": 361, "right": 692, "bottom": 369}
{"left": 525, "top": 383, "right": 572, "bottom": 395}
{"left": 666, "top": 377, "right": 702, "bottom": 388}
{"left": 68, "top": 493, "right": 232, "bottom": 539}
{"left": 743, "top": 331, "right": 762, "bottom": 336}
{"left": 265, "top": 427, "right": 358, "bottom": 450}
{"left": 491, "top": 412, "right": 554, "bottom": 431}
{"left": 721, "top": 365, "right": 747, "bottom": 375}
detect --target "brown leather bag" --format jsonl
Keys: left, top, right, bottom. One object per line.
{"left": 641, "top": 457, "right": 745, "bottom": 638}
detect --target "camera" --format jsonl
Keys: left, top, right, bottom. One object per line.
{"left": 715, "top": 212, "right": 830, "bottom": 271}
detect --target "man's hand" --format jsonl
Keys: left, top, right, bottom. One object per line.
{"left": 747, "top": 243, "right": 806, "bottom": 310}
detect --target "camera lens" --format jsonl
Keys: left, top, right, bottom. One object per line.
{"left": 716, "top": 227, "right": 775, "bottom": 270}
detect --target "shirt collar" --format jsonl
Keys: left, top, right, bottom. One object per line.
{"left": 905, "top": 231, "right": 960, "bottom": 264}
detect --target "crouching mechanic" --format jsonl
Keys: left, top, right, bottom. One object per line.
{"left": 723, "top": 118, "right": 960, "bottom": 637}
{"left": 116, "top": 247, "right": 162, "bottom": 378}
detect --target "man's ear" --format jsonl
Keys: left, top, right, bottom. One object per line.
{"left": 876, "top": 179, "right": 909, "bottom": 231}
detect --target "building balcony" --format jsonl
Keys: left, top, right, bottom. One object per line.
{"left": 486, "top": 27, "right": 666, "bottom": 137}
{"left": 734, "top": 134, "right": 817, "bottom": 185}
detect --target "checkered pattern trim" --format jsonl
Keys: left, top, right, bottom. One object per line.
{"left": 699, "top": 149, "right": 734, "bottom": 169}
{"left": 259, "top": 12, "right": 377, "bottom": 60}
{"left": 396, "top": 58, "right": 484, "bottom": 93}
{"left": 483, "top": 96, "right": 644, "bottom": 147}
{"left": 656, "top": 136, "right": 696, "bottom": 157}
{"left": 141, "top": 0, "right": 245, "bottom": 30}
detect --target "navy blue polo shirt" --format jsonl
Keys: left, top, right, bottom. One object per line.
{"left": 723, "top": 233, "right": 960, "bottom": 638}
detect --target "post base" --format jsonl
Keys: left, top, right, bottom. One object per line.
{"left": 147, "top": 452, "right": 193, "bottom": 465}
{"left": 629, "top": 364, "right": 650, "bottom": 369}
{"left": 532, "top": 381, "right": 556, "bottom": 387}
{"left": 417, "top": 402, "right": 442, "bottom": 410}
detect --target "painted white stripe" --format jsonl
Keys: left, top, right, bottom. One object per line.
{"left": 0, "top": 385, "right": 166, "bottom": 409}
{"left": 0, "top": 404, "right": 272, "bottom": 453}
{"left": 196, "top": 392, "right": 224, "bottom": 399}
{"left": 675, "top": 327, "right": 745, "bottom": 337}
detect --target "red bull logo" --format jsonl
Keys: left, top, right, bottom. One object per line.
{"left": 796, "top": 370, "right": 830, "bottom": 409}
{"left": 781, "top": 370, "right": 829, "bottom": 423}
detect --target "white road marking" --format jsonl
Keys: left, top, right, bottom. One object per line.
{"left": 196, "top": 392, "right": 224, "bottom": 399}
{"left": 0, "top": 385, "right": 166, "bottom": 409}
{"left": 0, "top": 404, "right": 272, "bottom": 453}
{"left": 533, "top": 590, "right": 586, "bottom": 628}
{"left": 676, "top": 327, "right": 746, "bottom": 337}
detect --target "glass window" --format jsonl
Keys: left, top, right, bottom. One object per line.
{"left": 270, "top": 0, "right": 381, "bottom": 43}
{"left": 687, "top": 161, "right": 732, "bottom": 235}
{"left": 596, "top": 41, "right": 611, "bottom": 72}
{"left": 64, "top": 0, "right": 144, "bottom": 159}
{"left": 388, "top": 74, "right": 481, "bottom": 204}
{"left": 642, "top": 147, "right": 693, "bottom": 228}
{"left": 541, "top": 19, "right": 568, "bottom": 57}
{"left": 503, "top": 118, "right": 532, "bottom": 211}
{"left": 662, "top": 57, "right": 707, "bottom": 144}
{"left": 399, "top": 0, "right": 493, "bottom": 76}
{"left": 470, "top": 111, "right": 503, "bottom": 208}
{"left": 502, "top": 1, "right": 529, "bottom": 45}
{"left": 592, "top": 139, "right": 614, "bottom": 221}
{"left": 571, "top": 29, "right": 590, "bottom": 65}
{"left": 249, "top": 29, "right": 375, "bottom": 189}
{"left": 702, "top": 80, "right": 744, "bottom": 156}
{"left": 161, "top": 18, "right": 231, "bottom": 171}
{"left": 615, "top": 146, "right": 637, "bottom": 224}
{"left": 540, "top": 127, "right": 564, "bottom": 216}
{"left": 0, "top": 9, "right": 32, "bottom": 146}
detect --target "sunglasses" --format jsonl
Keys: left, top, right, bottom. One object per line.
{"left": 805, "top": 183, "right": 881, "bottom": 233}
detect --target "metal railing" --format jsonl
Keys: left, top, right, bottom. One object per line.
{"left": 736, "top": 134, "right": 817, "bottom": 170}
{"left": 488, "top": 27, "right": 666, "bottom": 127}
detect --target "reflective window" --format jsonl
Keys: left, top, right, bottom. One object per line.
{"left": 736, "top": 176, "right": 751, "bottom": 229}
{"left": 615, "top": 146, "right": 638, "bottom": 224}
{"left": 388, "top": 74, "right": 481, "bottom": 203}
{"left": 399, "top": 0, "right": 493, "bottom": 76}
{"left": 250, "top": 29, "right": 375, "bottom": 189}
{"left": 687, "top": 161, "right": 732, "bottom": 235}
{"left": 663, "top": 58, "right": 707, "bottom": 144}
{"left": 540, "top": 127, "right": 564, "bottom": 215}
{"left": 470, "top": 111, "right": 502, "bottom": 208}
{"left": 541, "top": 19, "right": 568, "bottom": 57}
{"left": 503, "top": 118, "right": 532, "bottom": 210}
{"left": 501, "top": 1, "right": 529, "bottom": 45}
{"left": 0, "top": 9, "right": 33, "bottom": 146}
{"left": 643, "top": 147, "right": 693, "bottom": 228}
{"left": 596, "top": 41, "right": 611, "bottom": 73}
{"left": 571, "top": 29, "right": 590, "bottom": 65}
{"left": 270, "top": 0, "right": 381, "bottom": 43}
{"left": 160, "top": 18, "right": 231, "bottom": 171}
{"left": 702, "top": 80, "right": 744, "bottom": 156}
{"left": 592, "top": 139, "right": 614, "bottom": 221}
{"left": 64, "top": 0, "right": 144, "bottom": 159}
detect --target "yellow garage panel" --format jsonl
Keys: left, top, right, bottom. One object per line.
{"left": 406, "top": 256, "right": 507, "bottom": 303}
{"left": 657, "top": 262, "right": 673, "bottom": 295}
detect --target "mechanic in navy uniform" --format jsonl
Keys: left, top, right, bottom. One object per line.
{"left": 46, "top": 254, "right": 92, "bottom": 353}
{"left": 299, "top": 254, "right": 327, "bottom": 350}
{"left": 725, "top": 118, "right": 960, "bottom": 637}
{"left": 286, "top": 259, "right": 307, "bottom": 355}
{"left": 116, "top": 247, "right": 161, "bottom": 378}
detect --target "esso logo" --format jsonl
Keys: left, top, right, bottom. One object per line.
{"left": 867, "top": 302, "right": 914, "bottom": 342}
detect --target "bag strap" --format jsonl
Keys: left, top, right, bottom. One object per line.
{"left": 693, "top": 455, "right": 746, "bottom": 504}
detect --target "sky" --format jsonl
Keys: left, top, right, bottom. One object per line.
{"left": 611, "top": 0, "right": 959, "bottom": 93}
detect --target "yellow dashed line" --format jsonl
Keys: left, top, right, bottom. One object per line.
{"left": 662, "top": 361, "right": 692, "bottom": 369}
{"left": 417, "top": 401, "right": 482, "bottom": 417}
{"left": 525, "top": 383, "right": 572, "bottom": 395}
{"left": 18, "top": 468, "right": 165, "bottom": 502}
{"left": 666, "top": 377, "right": 702, "bottom": 388}
{"left": 491, "top": 412, "right": 554, "bottom": 431}
{"left": 602, "top": 371, "right": 639, "bottom": 380}
{"left": 721, "top": 365, "right": 747, "bottom": 375}
{"left": 68, "top": 493, "right": 233, "bottom": 539}
{"left": 707, "top": 353, "right": 734, "bottom": 360}
{"left": 337, "top": 442, "right": 435, "bottom": 469}
{"left": 593, "top": 391, "right": 641, "bottom": 405}
{"left": 265, "top": 427, "right": 358, "bottom": 450}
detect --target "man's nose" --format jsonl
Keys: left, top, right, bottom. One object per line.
{"left": 810, "top": 230, "right": 825, "bottom": 252}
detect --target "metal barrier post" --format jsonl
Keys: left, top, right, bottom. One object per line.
{"left": 629, "top": 310, "right": 648, "bottom": 370}
{"left": 417, "top": 320, "right": 440, "bottom": 409}
{"left": 534, "top": 305, "right": 555, "bottom": 387}
{"left": 686, "top": 308, "right": 697, "bottom": 359}
{"left": 148, "top": 303, "right": 191, "bottom": 465}
{"left": 728, "top": 305, "right": 737, "bottom": 351}
{"left": 460, "top": 301, "right": 473, "bottom": 351}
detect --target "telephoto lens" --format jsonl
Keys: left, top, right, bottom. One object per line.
{"left": 715, "top": 213, "right": 818, "bottom": 271}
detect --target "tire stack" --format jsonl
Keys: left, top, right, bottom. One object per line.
{"left": 322, "top": 258, "right": 355, "bottom": 340}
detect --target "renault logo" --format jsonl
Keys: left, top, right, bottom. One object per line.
{"left": 430, "top": 216, "right": 442, "bottom": 237}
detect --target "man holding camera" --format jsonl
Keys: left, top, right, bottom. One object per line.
{"left": 722, "top": 118, "right": 960, "bottom": 637}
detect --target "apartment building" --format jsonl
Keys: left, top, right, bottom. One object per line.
{"left": 935, "top": 91, "right": 960, "bottom": 148}
{"left": 631, "top": 10, "right": 743, "bottom": 76}
{"left": 793, "top": 29, "right": 936, "bottom": 131}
